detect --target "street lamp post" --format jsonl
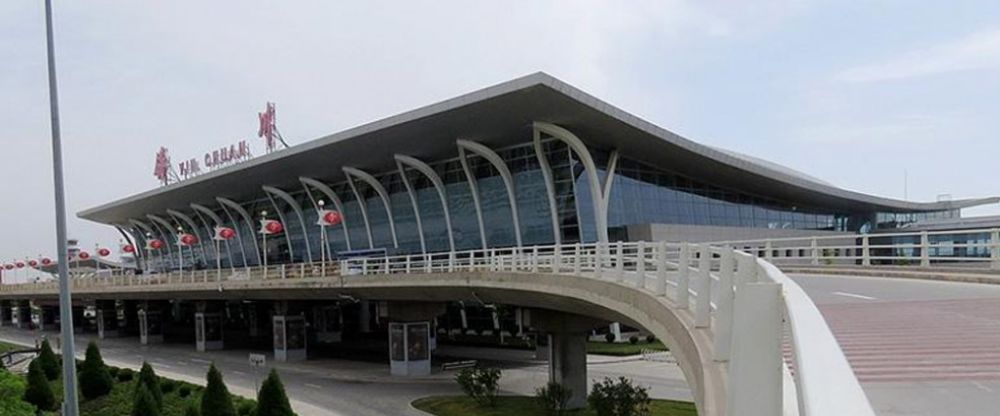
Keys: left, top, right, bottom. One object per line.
{"left": 261, "top": 210, "right": 269, "bottom": 278}
{"left": 176, "top": 226, "right": 184, "bottom": 272}
{"left": 318, "top": 200, "right": 327, "bottom": 276}
{"left": 42, "top": 0, "right": 80, "bottom": 413}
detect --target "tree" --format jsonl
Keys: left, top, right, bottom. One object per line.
{"left": 79, "top": 341, "right": 114, "bottom": 399}
{"left": 256, "top": 369, "right": 295, "bottom": 416}
{"left": 201, "top": 364, "right": 236, "bottom": 416}
{"left": 131, "top": 384, "right": 161, "bottom": 416}
{"left": 135, "top": 362, "right": 163, "bottom": 409}
{"left": 0, "top": 370, "right": 36, "bottom": 416}
{"left": 184, "top": 401, "right": 200, "bottom": 416}
{"left": 24, "top": 359, "right": 55, "bottom": 411}
{"left": 37, "top": 339, "right": 61, "bottom": 381}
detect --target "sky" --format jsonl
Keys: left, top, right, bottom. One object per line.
{"left": 2, "top": 0, "right": 1000, "bottom": 270}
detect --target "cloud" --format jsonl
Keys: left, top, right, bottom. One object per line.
{"left": 837, "top": 28, "right": 1000, "bottom": 82}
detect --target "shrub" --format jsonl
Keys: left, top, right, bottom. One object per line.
{"left": 178, "top": 385, "right": 192, "bottom": 398}
{"left": 108, "top": 366, "right": 120, "bottom": 378}
{"left": 237, "top": 400, "right": 257, "bottom": 416}
{"left": 201, "top": 364, "right": 237, "bottom": 416}
{"left": 604, "top": 332, "right": 616, "bottom": 343}
{"left": 455, "top": 367, "right": 501, "bottom": 407}
{"left": 535, "top": 381, "right": 572, "bottom": 415}
{"left": 118, "top": 368, "right": 135, "bottom": 382}
{"left": 24, "top": 359, "right": 55, "bottom": 411}
{"left": 37, "top": 339, "right": 61, "bottom": 381}
{"left": 588, "top": 377, "right": 651, "bottom": 416}
{"left": 0, "top": 369, "right": 36, "bottom": 415}
{"left": 184, "top": 401, "right": 201, "bottom": 416}
{"left": 131, "top": 384, "right": 161, "bottom": 416}
{"left": 628, "top": 335, "right": 639, "bottom": 345}
{"left": 256, "top": 369, "right": 295, "bottom": 416}
{"left": 79, "top": 342, "right": 114, "bottom": 399}
{"left": 645, "top": 335, "right": 655, "bottom": 343}
{"left": 136, "top": 362, "right": 163, "bottom": 409}
{"left": 161, "top": 379, "right": 176, "bottom": 394}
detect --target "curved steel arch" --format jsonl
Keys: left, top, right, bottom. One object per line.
{"left": 457, "top": 139, "right": 522, "bottom": 247}
{"left": 113, "top": 224, "right": 145, "bottom": 271}
{"left": 144, "top": 215, "right": 177, "bottom": 269}
{"left": 395, "top": 162, "right": 427, "bottom": 253}
{"left": 533, "top": 121, "right": 611, "bottom": 244}
{"left": 395, "top": 154, "right": 454, "bottom": 252}
{"left": 190, "top": 203, "right": 238, "bottom": 268}
{"left": 299, "top": 177, "right": 352, "bottom": 252}
{"left": 263, "top": 185, "right": 313, "bottom": 263}
{"left": 343, "top": 167, "right": 399, "bottom": 249}
{"left": 167, "top": 209, "right": 211, "bottom": 266}
{"left": 217, "top": 197, "right": 263, "bottom": 265}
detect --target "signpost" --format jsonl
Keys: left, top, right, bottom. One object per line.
{"left": 248, "top": 353, "right": 266, "bottom": 393}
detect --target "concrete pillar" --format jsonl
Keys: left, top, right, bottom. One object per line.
{"left": 609, "top": 322, "right": 622, "bottom": 342}
{"left": 13, "top": 301, "right": 31, "bottom": 329}
{"left": 139, "top": 301, "right": 165, "bottom": 345}
{"left": 195, "top": 301, "right": 224, "bottom": 351}
{"left": 96, "top": 300, "right": 119, "bottom": 339}
{"left": 273, "top": 301, "right": 307, "bottom": 362}
{"left": 529, "top": 310, "right": 605, "bottom": 410}
{"left": 386, "top": 302, "right": 446, "bottom": 377}
{"left": 358, "top": 300, "right": 372, "bottom": 333}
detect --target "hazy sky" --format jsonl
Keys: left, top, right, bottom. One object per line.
{"left": 2, "top": 0, "right": 999, "bottom": 266}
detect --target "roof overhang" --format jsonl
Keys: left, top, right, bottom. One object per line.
{"left": 79, "top": 72, "right": 998, "bottom": 224}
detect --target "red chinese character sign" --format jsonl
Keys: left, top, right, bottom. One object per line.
{"left": 258, "top": 102, "right": 287, "bottom": 153}
{"left": 153, "top": 147, "right": 174, "bottom": 185}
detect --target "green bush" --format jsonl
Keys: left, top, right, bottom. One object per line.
{"left": 628, "top": 335, "right": 639, "bottom": 345}
{"left": 535, "top": 381, "right": 572, "bottom": 415}
{"left": 79, "top": 342, "right": 114, "bottom": 399}
{"left": 184, "top": 400, "right": 200, "bottom": 416}
{"left": 178, "top": 385, "right": 192, "bottom": 398}
{"left": 201, "top": 364, "right": 237, "bottom": 416}
{"left": 37, "top": 339, "right": 61, "bottom": 381}
{"left": 588, "top": 377, "right": 651, "bottom": 416}
{"left": 136, "top": 362, "right": 163, "bottom": 409}
{"left": 108, "top": 366, "right": 120, "bottom": 378}
{"left": 455, "top": 367, "right": 501, "bottom": 407}
{"left": 24, "top": 359, "right": 55, "bottom": 411}
{"left": 161, "top": 378, "right": 176, "bottom": 394}
{"left": 131, "top": 384, "right": 161, "bottom": 416}
{"left": 256, "top": 369, "right": 294, "bottom": 416}
{"left": 604, "top": 332, "right": 616, "bottom": 343}
{"left": 237, "top": 400, "right": 257, "bottom": 416}
{"left": 118, "top": 368, "right": 135, "bottom": 382}
{"left": 0, "top": 367, "right": 36, "bottom": 415}
{"left": 645, "top": 335, "right": 655, "bottom": 343}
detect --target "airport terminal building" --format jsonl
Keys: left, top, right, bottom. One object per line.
{"left": 79, "top": 73, "right": 997, "bottom": 272}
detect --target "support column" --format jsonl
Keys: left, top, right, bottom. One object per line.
{"left": 529, "top": 310, "right": 605, "bottom": 410}
{"left": 120, "top": 300, "right": 140, "bottom": 337}
{"left": 273, "top": 301, "right": 307, "bottom": 362}
{"left": 195, "top": 301, "right": 224, "bottom": 351}
{"left": 139, "top": 301, "right": 165, "bottom": 345}
{"left": 13, "top": 301, "right": 31, "bottom": 329}
{"left": 96, "top": 300, "right": 119, "bottom": 339}
{"left": 386, "top": 302, "right": 445, "bottom": 377}
{"left": 358, "top": 300, "right": 372, "bottom": 333}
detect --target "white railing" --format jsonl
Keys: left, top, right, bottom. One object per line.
{"left": 0, "top": 241, "right": 874, "bottom": 416}
{"left": 713, "top": 228, "right": 1000, "bottom": 270}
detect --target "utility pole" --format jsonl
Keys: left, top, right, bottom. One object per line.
{"left": 43, "top": 0, "right": 80, "bottom": 414}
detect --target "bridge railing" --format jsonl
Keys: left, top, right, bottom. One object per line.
{"left": 0, "top": 241, "right": 874, "bottom": 415}
{"left": 711, "top": 228, "right": 1000, "bottom": 270}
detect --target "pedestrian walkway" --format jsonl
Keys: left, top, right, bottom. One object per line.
{"left": 819, "top": 298, "right": 1000, "bottom": 383}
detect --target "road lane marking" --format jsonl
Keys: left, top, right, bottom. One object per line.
{"left": 832, "top": 291, "right": 877, "bottom": 300}
{"left": 190, "top": 358, "right": 212, "bottom": 364}
{"left": 305, "top": 383, "right": 323, "bottom": 389}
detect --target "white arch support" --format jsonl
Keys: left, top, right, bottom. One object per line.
{"left": 299, "top": 177, "right": 352, "bottom": 252}
{"left": 533, "top": 121, "right": 611, "bottom": 244}
{"left": 395, "top": 161, "right": 427, "bottom": 253}
{"left": 116, "top": 223, "right": 147, "bottom": 271}
{"left": 263, "top": 186, "right": 314, "bottom": 263}
{"left": 190, "top": 203, "right": 238, "bottom": 268}
{"left": 457, "top": 139, "right": 522, "bottom": 247}
{"left": 532, "top": 133, "right": 562, "bottom": 245}
{"left": 145, "top": 214, "right": 178, "bottom": 267}
{"left": 602, "top": 150, "right": 620, "bottom": 227}
{"left": 167, "top": 209, "right": 211, "bottom": 266}
{"left": 343, "top": 167, "right": 399, "bottom": 249}
{"left": 217, "top": 197, "right": 263, "bottom": 265}
{"left": 395, "top": 154, "right": 455, "bottom": 252}
{"left": 127, "top": 218, "right": 157, "bottom": 267}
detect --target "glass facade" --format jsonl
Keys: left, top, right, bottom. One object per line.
{"left": 127, "top": 134, "right": 957, "bottom": 271}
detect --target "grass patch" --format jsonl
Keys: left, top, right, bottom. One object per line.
{"left": 0, "top": 340, "right": 24, "bottom": 354}
{"left": 586, "top": 340, "right": 667, "bottom": 356}
{"left": 412, "top": 395, "right": 697, "bottom": 416}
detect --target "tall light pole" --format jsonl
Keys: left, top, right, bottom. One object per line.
{"left": 43, "top": 0, "right": 80, "bottom": 414}
{"left": 318, "top": 200, "right": 327, "bottom": 276}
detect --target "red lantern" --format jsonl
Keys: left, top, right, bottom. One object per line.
{"left": 15, "top": 261, "right": 25, "bottom": 268}
{"left": 77, "top": 251, "right": 91, "bottom": 260}
{"left": 320, "top": 210, "right": 343, "bottom": 226}
{"left": 28, "top": 260, "right": 38, "bottom": 267}
{"left": 97, "top": 248, "right": 111, "bottom": 257}
{"left": 261, "top": 219, "right": 283, "bottom": 235}
{"left": 40, "top": 258, "right": 52, "bottom": 265}
{"left": 179, "top": 233, "right": 198, "bottom": 246}
{"left": 148, "top": 239, "right": 164, "bottom": 250}
{"left": 218, "top": 227, "right": 236, "bottom": 240}
{"left": 122, "top": 244, "right": 136, "bottom": 253}
{"left": 3, "top": 264, "right": 11, "bottom": 270}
